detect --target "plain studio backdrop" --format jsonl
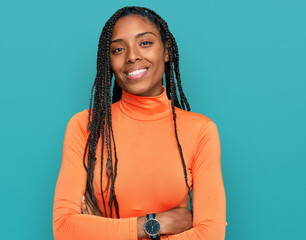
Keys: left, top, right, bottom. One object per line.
{"left": 0, "top": 0, "right": 305, "bottom": 239}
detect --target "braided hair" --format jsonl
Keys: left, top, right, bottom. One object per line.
{"left": 83, "top": 6, "right": 193, "bottom": 218}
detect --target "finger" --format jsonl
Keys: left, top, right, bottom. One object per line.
{"left": 81, "top": 196, "right": 84, "bottom": 214}
{"left": 81, "top": 196, "right": 85, "bottom": 214}
{"left": 87, "top": 202, "right": 94, "bottom": 215}
{"left": 82, "top": 196, "right": 89, "bottom": 214}
{"left": 82, "top": 193, "right": 102, "bottom": 216}
{"left": 84, "top": 197, "right": 95, "bottom": 215}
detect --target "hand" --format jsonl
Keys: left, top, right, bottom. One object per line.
{"left": 81, "top": 190, "right": 102, "bottom": 216}
{"left": 157, "top": 207, "right": 193, "bottom": 235}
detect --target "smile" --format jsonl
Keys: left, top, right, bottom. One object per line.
{"left": 125, "top": 68, "right": 149, "bottom": 80}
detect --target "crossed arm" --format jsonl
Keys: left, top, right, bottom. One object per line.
{"left": 53, "top": 114, "right": 226, "bottom": 239}
{"left": 81, "top": 194, "right": 193, "bottom": 239}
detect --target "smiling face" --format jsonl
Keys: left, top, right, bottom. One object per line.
{"left": 109, "top": 14, "right": 169, "bottom": 97}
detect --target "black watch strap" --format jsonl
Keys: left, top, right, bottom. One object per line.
{"left": 146, "top": 213, "right": 156, "bottom": 220}
{"left": 150, "top": 234, "right": 160, "bottom": 240}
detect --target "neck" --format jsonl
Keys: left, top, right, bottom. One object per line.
{"left": 118, "top": 85, "right": 172, "bottom": 121}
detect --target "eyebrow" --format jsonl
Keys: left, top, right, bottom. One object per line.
{"left": 110, "top": 32, "right": 157, "bottom": 44}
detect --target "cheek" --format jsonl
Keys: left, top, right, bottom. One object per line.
{"left": 153, "top": 54, "right": 166, "bottom": 74}
{"left": 110, "top": 55, "right": 124, "bottom": 74}
{"left": 110, "top": 57, "right": 117, "bottom": 73}
{"left": 145, "top": 49, "right": 165, "bottom": 70}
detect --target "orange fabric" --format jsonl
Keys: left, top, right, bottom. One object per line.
{"left": 53, "top": 85, "right": 226, "bottom": 240}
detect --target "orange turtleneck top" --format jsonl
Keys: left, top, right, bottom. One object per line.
{"left": 53, "top": 86, "right": 226, "bottom": 240}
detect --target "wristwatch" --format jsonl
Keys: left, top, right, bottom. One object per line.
{"left": 144, "top": 213, "right": 161, "bottom": 240}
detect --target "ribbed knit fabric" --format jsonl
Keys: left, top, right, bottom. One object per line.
{"left": 53, "top": 85, "right": 226, "bottom": 240}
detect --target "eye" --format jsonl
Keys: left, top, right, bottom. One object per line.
{"left": 112, "top": 47, "right": 124, "bottom": 54}
{"left": 140, "top": 41, "right": 153, "bottom": 46}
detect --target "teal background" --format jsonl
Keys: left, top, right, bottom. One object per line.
{"left": 1, "top": 0, "right": 305, "bottom": 239}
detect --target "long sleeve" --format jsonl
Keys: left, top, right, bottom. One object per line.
{"left": 52, "top": 112, "right": 138, "bottom": 240}
{"left": 161, "top": 121, "right": 226, "bottom": 240}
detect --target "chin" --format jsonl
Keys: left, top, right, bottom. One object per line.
{"left": 127, "top": 87, "right": 149, "bottom": 96}
{"left": 124, "top": 83, "right": 152, "bottom": 96}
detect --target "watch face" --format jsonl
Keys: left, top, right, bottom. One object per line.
{"left": 144, "top": 219, "right": 161, "bottom": 235}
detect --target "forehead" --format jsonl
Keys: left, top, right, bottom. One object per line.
{"left": 111, "top": 14, "right": 161, "bottom": 39}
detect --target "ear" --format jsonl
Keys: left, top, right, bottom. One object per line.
{"left": 164, "top": 41, "right": 169, "bottom": 62}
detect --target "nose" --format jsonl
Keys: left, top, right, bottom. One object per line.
{"left": 125, "top": 47, "right": 141, "bottom": 63}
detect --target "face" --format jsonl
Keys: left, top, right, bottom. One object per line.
{"left": 109, "top": 14, "right": 169, "bottom": 97}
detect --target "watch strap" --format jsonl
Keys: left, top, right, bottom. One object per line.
{"left": 146, "top": 213, "right": 156, "bottom": 220}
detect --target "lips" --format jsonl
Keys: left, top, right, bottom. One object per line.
{"left": 124, "top": 67, "right": 149, "bottom": 80}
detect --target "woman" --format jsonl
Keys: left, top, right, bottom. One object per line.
{"left": 53, "top": 6, "right": 226, "bottom": 240}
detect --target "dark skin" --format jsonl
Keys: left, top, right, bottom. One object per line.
{"left": 82, "top": 15, "right": 193, "bottom": 239}
{"left": 109, "top": 14, "right": 169, "bottom": 97}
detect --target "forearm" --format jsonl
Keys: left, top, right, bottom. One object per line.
{"left": 137, "top": 209, "right": 191, "bottom": 239}
{"left": 53, "top": 199, "right": 138, "bottom": 240}
{"left": 137, "top": 216, "right": 148, "bottom": 239}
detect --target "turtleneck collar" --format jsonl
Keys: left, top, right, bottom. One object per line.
{"left": 118, "top": 85, "right": 172, "bottom": 121}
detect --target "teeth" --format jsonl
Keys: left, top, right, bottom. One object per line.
{"left": 127, "top": 68, "right": 147, "bottom": 76}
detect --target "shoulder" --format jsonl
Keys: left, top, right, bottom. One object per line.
{"left": 68, "top": 109, "right": 90, "bottom": 125}
{"left": 174, "top": 107, "right": 216, "bottom": 130}
{"left": 65, "top": 109, "right": 90, "bottom": 136}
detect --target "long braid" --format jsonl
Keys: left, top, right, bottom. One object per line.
{"left": 142, "top": 7, "right": 193, "bottom": 209}
{"left": 83, "top": 6, "right": 193, "bottom": 219}
{"left": 168, "top": 26, "right": 193, "bottom": 210}
{"left": 171, "top": 33, "right": 190, "bottom": 111}
{"left": 105, "top": 22, "right": 117, "bottom": 217}
{"left": 97, "top": 30, "right": 108, "bottom": 215}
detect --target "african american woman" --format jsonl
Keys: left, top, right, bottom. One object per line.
{"left": 53, "top": 6, "right": 227, "bottom": 240}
